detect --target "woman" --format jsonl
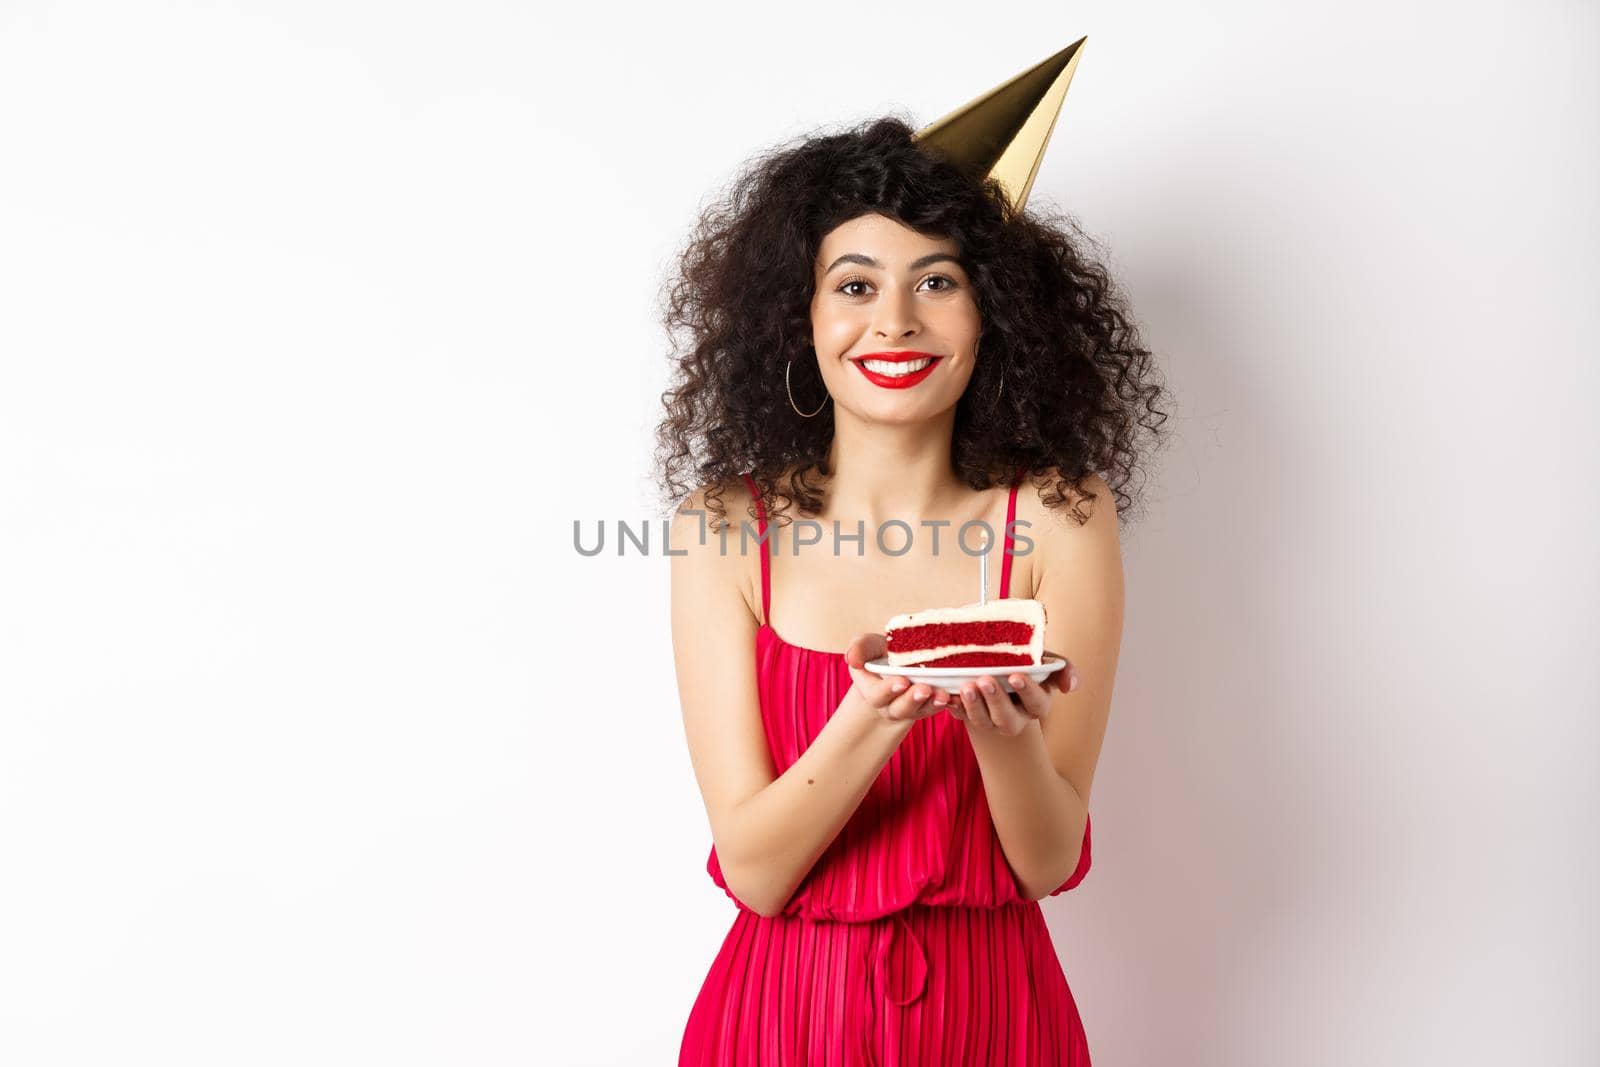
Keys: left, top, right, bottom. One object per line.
{"left": 658, "top": 98, "right": 1168, "bottom": 1065}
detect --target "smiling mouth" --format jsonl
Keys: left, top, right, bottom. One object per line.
{"left": 849, "top": 351, "right": 945, "bottom": 389}
{"left": 857, "top": 355, "right": 940, "bottom": 376}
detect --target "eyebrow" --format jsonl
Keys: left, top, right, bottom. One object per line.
{"left": 821, "top": 252, "right": 964, "bottom": 276}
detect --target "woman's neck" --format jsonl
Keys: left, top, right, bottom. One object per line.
{"left": 817, "top": 412, "right": 974, "bottom": 526}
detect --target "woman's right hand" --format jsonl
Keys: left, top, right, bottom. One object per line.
{"left": 844, "top": 633, "right": 954, "bottom": 724}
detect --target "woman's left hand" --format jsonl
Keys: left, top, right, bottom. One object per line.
{"left": 941, "top": 654, "right": 1077, "bottom": 736}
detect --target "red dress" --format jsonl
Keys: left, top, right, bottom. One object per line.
{"left": 680, "top": 470, "right": 1094, "bottom": 1066}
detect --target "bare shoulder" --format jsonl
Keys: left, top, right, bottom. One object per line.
{"left": 1012, "top": 469, "right": 1121, "bottom": 578}
{"left": 671, "top": 478, "right": 764, "bottom": 625}
{"left": 1016, "top": 468, "right": 1118, "bottom": 534}
{"left": 672, "top": 477, "right": 758, "bottom": 535}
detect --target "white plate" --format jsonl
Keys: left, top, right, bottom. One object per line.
{"left": 863, "top": 657, "right": 1068, "bottom": 694}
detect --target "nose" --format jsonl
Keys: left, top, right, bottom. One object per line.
{"left": 872, "top": 283, "right": 922, "bottom": 340}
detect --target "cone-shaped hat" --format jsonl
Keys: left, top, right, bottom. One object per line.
{"left": 912, "top": 37, "right": 1087, "bottom": 212}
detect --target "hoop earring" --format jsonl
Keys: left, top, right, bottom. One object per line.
{"left": 785, "top": 359, "right": 830, "bottom": 418}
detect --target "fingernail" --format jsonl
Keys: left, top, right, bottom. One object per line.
{"left": 892, "top": 681, "right": 908, "bottom": 694}
{"left": 979, "top": 679, "right": 995, "bottom": 694}
{"left": 1069, "top": 674, "right": 1080, "bottom": 692}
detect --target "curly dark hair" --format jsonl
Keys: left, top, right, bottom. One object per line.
{"left": 652, "top": 114, "right": 1171, "bottom": 532}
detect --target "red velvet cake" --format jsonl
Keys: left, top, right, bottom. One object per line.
{"left": 883, "top": 598, "right": 1047, "bottom": 668}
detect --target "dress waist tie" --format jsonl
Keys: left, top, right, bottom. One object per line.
{"left": 872, "top": 910, "right": 928, "bottom": 1006}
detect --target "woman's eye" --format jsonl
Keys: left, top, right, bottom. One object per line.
{"left": 836, "top": 274, "right": 957, "bottom": 297}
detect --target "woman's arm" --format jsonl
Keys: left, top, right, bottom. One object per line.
{"left": 705, "top": 686, "right": 914, "bottom": 918}
{"left": 966, "top": 718, "right": 1089, "bottom": 899}
{"left": 670, "top": 489, "right": 926, "bottom": 917}
{"left": 961, "top": 472, "right": 1123, "bottom": 898}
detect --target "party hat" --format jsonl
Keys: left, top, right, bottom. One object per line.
{"left": 912, "top": 37, "right": 1088, "bottom": 211}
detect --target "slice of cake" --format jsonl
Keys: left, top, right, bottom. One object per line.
{"left": 884, "top": 598, "right": 1047, "bottom": 668}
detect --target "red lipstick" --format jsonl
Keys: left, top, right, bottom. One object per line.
{"left": 849, "top": 350, "right": 944, "bottom": 390}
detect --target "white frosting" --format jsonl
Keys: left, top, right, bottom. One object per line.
{"left": 884, "top": 598, "right": 1046, "bottom": 666}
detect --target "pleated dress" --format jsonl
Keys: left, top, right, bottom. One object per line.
{"left": 680, "top": 470, "right": 1095, "bottom": 1067}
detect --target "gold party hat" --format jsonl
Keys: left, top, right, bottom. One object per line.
{"left": 913, "top": 37, "right": 1088, "bottom": 212}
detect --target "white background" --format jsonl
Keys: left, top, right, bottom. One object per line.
{"left": 2, "top": 2, "right": 1595, "bottom": 1064}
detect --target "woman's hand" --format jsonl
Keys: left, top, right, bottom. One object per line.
{"left": 844, "top": 633, "right": 957, "bottom": 725}
{"left": 947, "top": 653, "right": 1079, "bottom": 737}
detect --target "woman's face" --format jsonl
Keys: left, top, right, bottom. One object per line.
{"left": 809, "top": 212, "right": 982, "bottom": 423}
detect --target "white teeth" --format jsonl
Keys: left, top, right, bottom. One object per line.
{"left": 860, "top": 357, "right": 934, "bottom": 376}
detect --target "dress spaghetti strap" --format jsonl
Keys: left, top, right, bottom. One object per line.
{"left": 739, "top": 473, "right": 770, "bottom": 623}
